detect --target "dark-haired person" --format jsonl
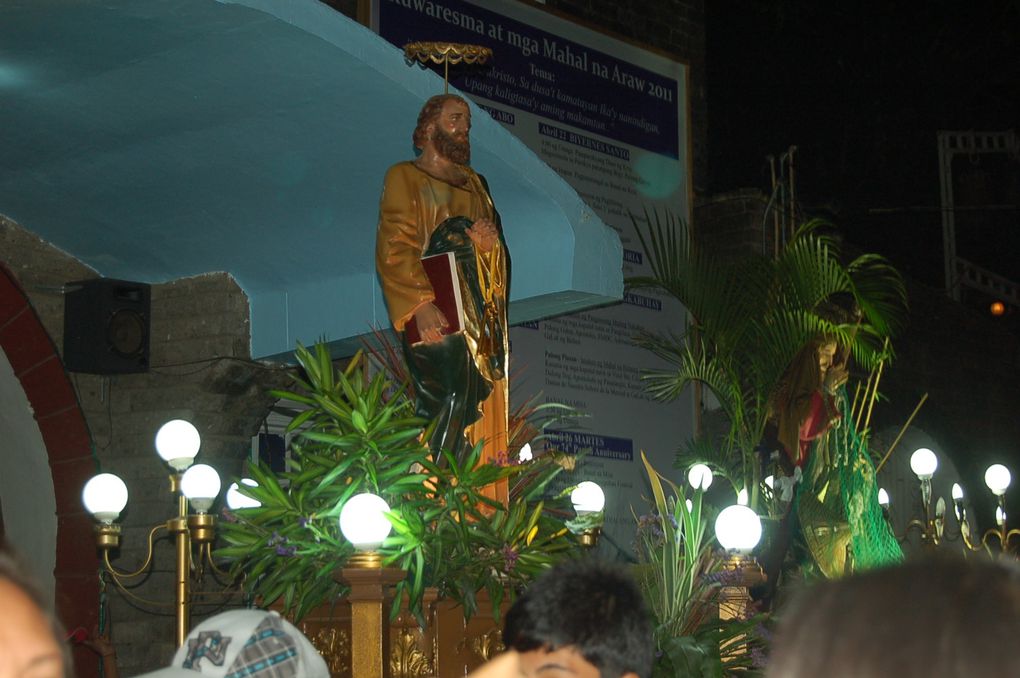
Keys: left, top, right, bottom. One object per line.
{"left": 767, "top": 557, "right": 1020, "bottom": 677}
{"left": 468, "top": 558, "right": 653, "bottom": 678}
{"left": 0, "top": 550, "right": 70, "bottom": 678}
{"left": 376, "top": 94, "right": 510, "bottom": 502}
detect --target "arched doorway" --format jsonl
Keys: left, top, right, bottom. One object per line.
{"left": 0, "top": 261, "right": 99, "bottom": 676}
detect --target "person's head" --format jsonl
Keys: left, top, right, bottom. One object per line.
{"left": 412, "top": 94, "right": 472, "bottom": 164}
{"left": 767, "top": 557, "right": 1020, "bottom": 678}
{"left": 133, "top": 609, "right": 328, "bottom": 678}
{"left": 0, "top": 550, "right": 69, "bottom": 678}
{"left": 503, "top": 559, "right": 653, "bottom": 678}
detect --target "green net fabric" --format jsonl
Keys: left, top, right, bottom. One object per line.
{"left": 795, "top": 388, "right": 902, "bottom": 577}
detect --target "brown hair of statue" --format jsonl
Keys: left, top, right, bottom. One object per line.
{"left": 412, "top": 94, "right": 469, "bottom": 150}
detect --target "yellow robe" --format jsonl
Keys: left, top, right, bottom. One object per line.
{"left": 376, "top": 161, "right": 509, "bottom": 504}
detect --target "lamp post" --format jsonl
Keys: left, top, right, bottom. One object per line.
{"left": 337, "top": 492, "right": 405, "bottom": 678}
{"left": 570, "top": 481, "right": 606, "bottom": 548}
{"left": 82, "top": 419, "right": 231, "bottom": 646}
{"left": 714, "top": 504, "right": 765, "bottom": 622}
{"left": 908, "top": 447, "right": 941, "bottom": 546}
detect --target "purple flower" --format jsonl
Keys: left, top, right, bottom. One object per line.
{"left": 267, "top": 531, "right": 283, "bottom": 547}
{"left": 502, "top": 544, "right": 519, "bottom": 572}
{"left": 701, "top": 569, "right": 744, "bottom": 586}
{"left": 275, "top": 544, "right": 297, "bottom": 557}
{"left": 298, "top": 516, "right": 309, "bottom": 528}
{"left": 753, "top": 622, "right": 774, "bottom": 643}
{"left": 636, "top": 513, "right": 665, "bottom": 541}
{"left": 490, "top": 450, "right": 522, "bottom": 468}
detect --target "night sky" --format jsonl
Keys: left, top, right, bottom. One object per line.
{"left": 704, "top": 1, "right": 1020, "bottom": 289}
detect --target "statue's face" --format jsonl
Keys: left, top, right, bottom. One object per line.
{"left": 818, "top": 341, "right": 837, "bottom": 377}
{"left": 430, "top": 99, "right": 471, "bottom": 164}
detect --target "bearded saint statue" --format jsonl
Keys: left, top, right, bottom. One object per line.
{"left": 375, "top": 94, "right": 510, "bottom": 504}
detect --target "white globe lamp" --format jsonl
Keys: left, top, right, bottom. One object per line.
{"left": 518, "top": 443, "right": 533, "bottom": 463}
{"left": 877, "top": 488, "right": 890, "bottom": 508}
{"left": 180, "top": 464, "right": 221, "bottom": 513}
{"left": 571, "top": 481, "right": 606, "bottom": 515}
{"left": 155, "top": 419, "right": 202, "bottom": 471}
{"left": 82, "top": 473, "right": 129, "bottom": 524}
{"left": 985, "top": 464, "right": 1011, "bottom": 496}
{"left": 226, "top": 479, "right": 261, "bottom": 510}
{"left": 714, "top": 504, "right": 762, "bottom": 554}
{"left": 910, "top": 448, "right": 938, "bottom": 480}
{"left": 688, "top": 464, "right": 713, "bottom": 491}
{"left": 339, "top": 493, "right": 393, "bottom": 555}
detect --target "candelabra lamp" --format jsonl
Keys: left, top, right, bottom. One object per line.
{"left": 960, "top": 464, "right": 1020, "bottom": 557}
{"left": 81, "top": 419, "right": 240, "bottom": 646}
{"left": 879, "top": 448, "right": 1018, "bottom": 558}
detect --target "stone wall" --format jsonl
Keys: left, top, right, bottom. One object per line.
{"left": 0, "top": 217, "right": 288, "bottom": 676}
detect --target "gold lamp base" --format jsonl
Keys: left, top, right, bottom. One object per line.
{"left": 188, "top": 514, "right": 217, "bottom": 543}
{"left": 347, "top": 551, "right": 384, "bottom": 569}
{"left": 579, "top": 527, "right": 601, "bottom": 548}
{"left": 94, "top": 523, "right": 122, "bottom": 550}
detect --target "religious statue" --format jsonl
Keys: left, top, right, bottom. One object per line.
{"left": 772, "top": 337, "right": 848, "bottom": 476}
{"left": 375, "top": 94, "right": 510, "bottom": 502}
{"left": 761, "top": 332, "right": 900, "bottom": 599}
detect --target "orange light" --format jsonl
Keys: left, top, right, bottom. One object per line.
{"left": 990, "top": 301, "right": 1006, "bottom": 316}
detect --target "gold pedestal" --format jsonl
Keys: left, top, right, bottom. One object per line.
{"left": 338, "top": 566, "right": 407, "bottom": 678}
{"left": 719, "top": 556, "right": 766, "bottom": 621}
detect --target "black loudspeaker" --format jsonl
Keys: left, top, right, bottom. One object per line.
{"left": 63, "top": 278, "right": 151, "bottom": 374}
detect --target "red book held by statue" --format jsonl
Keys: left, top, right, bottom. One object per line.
{"left": 404, "top": 251, "right": 465, "bottom": 345}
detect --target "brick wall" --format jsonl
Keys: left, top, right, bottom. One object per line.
{"left": 0, "top": 216, "right": 288, "bottom": 675}
{"left": 694, "top": 189, "right": 770, "bottom": 259}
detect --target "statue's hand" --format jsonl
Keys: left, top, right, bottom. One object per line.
{"left": 414, "top": 302, "right": 449, "bottom": 344}
{"left": 466, "top": 218, "right": 499, "bottom": 252}
{"left": 824, "top": 364, "right": 849, "bottom": 394}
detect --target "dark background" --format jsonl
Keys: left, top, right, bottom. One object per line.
{"left": 704, "top": 1, "right": 1020, "bottom": 290}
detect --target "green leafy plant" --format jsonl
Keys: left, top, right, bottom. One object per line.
{"left": 634, "top": 452, "right": 768, "bottom": 676}
{"left": 626, "top": 211, "right": 906, "bottom": 504}
{"left": 216, "top": 342, "right": 578, "bottom": 623}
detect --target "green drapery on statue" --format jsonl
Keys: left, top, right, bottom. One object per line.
{"left": 795, "top": 389, "right": 902, "bottom": 577}
{"left": 401, "top": 216, "right": 510, "bottom": 462}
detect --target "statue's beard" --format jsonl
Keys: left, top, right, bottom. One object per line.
{"left": 434, "top": 128, "right": 471, "bottom": 165}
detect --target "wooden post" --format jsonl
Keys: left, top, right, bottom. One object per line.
{"left": 338, "top": 567, "right": 407, "bottom": 678}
